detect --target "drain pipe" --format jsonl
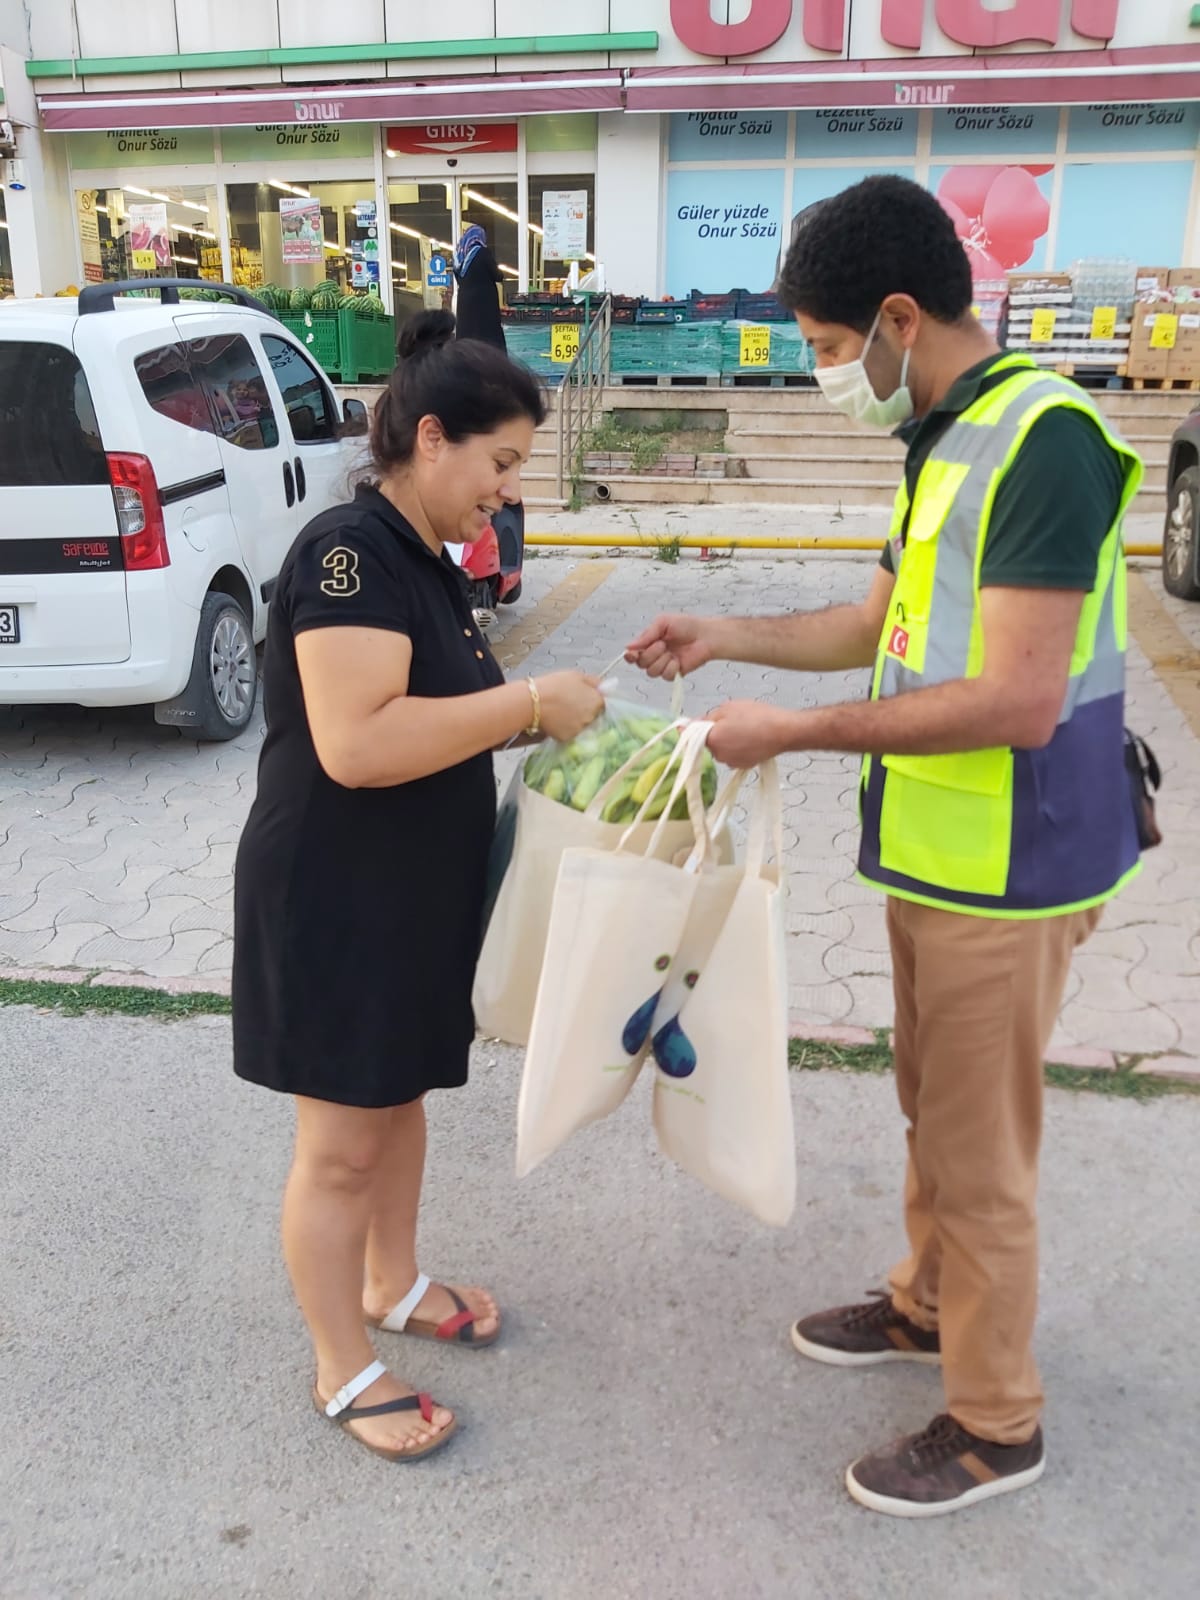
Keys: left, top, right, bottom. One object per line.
{"left": 526, "top": 533, "right": 1163, "bottom": 556}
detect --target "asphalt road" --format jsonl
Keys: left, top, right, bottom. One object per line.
{"left": 1, "top": 1006, "right": 1196, "bottom": 1600}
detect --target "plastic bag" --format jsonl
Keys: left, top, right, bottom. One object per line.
{"left": 520, "top": 698, "right": 718, "bottom": 825}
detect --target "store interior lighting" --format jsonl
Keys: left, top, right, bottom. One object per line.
{"left": 171, "top": 254, "right": 198, "bottom": 266}
{"left": 269, "top": 179, "right": 311, "bottom": 198}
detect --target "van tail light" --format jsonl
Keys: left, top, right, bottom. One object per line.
{"left": 107, "top": 452, "right": 170, "bottom": 570}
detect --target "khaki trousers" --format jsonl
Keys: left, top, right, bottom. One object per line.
{"left": 884, "top": 895, "right": 1102, "bottom": 1444}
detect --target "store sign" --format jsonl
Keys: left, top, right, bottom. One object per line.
{"left": 386, "top": 123, "right": 518, "bottom": 156}
{"left": 668, "top": 0, "right": 1122, "bottom": 55}
{"left": 221, "top": 123, "right": 373, "bottom": 161}
{"left": 77, "top": 190, "right": 104, "bottom": 284}
{"left": 669, "top": 112, "right": 787, "bottom": 161}
{"left": 128, "top": 202, "right": 170, "bottom": 272}
{"left": 280, "top": 196, "right": 324, "bottom": 264}
{"left": 541, "top": 190, "right": 589, "bottom": 262}
{"left": 66, "top": 127, "right": 213, "bottom": 168}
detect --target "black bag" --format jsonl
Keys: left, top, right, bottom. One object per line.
{"left": 1124, "top": 730, "right": 1163, "bottom": 850}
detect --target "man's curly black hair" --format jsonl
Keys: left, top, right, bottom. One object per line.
{"left": 777, "top": 174, "right": 974, "bottom": 334}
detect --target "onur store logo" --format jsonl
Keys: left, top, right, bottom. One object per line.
{"left": 294, "top": 100, "right": 344, "bottom": 123}
{"left": 669, "top": 1, "right": 1122, "bottom": 56}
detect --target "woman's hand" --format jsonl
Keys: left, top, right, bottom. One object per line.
{"left": 535, "top": 672, "right": 605, "bottom": 742}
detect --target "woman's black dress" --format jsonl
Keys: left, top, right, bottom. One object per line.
{"left": 453, "top": 248, "right": 506, "bottom": 350}
{"left": 232, "top": 486, "right": 504, "bottom": 1107}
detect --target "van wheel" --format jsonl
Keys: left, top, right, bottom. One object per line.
{"left": 500, "top": 579, "right": 522, "bottom": 605}
{"left": 187, "top": 592, "right": 257, "bottom": 740}
{"left": 1163, "top": 466, "right": 1200, "bottom": 600}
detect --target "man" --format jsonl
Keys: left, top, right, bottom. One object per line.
{"left": 627, "top": 175, "right": 1143, "bottom": 1518}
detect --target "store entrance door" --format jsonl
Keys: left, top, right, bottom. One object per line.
{"left": 387, "top": 178, "right": 521, "bottom": 330}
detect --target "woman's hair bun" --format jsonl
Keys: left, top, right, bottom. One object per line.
{"left": 397, "top": 308, "right": 456, "bottom": 361}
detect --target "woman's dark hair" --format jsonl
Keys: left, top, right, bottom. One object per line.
{"left": 370, "top": 309, "right": 547, "bottom": 472}
{"left": 777, "top": 175, "right": 973, "bottom": 333}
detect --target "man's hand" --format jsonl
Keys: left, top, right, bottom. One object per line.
{"left": 705, "top": 700, "right": 796, "bottom": 769}
{"left": 625, "top": 614, "right": 716, "bottom": 680}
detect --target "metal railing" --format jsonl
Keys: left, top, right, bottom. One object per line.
{"left": 555, "top": 294, "right": 612, "bottom": 502}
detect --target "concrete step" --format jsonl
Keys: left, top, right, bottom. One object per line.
{"left": 734, "top": 452, "right": 902, "bottom": 481}
{"left": 727, "top": 431, "right": 906, "bottom": 460}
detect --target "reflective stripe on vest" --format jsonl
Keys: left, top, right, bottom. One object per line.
{"left": 858, "top": 361, "right": 1144, "bottom": 917}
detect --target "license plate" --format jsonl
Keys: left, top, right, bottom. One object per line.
{"left": 0, "top": 605, "right": 19, "bottom": 644}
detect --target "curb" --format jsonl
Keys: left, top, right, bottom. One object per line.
{"left": 0, "top": 970, "right": 1193, "bottom": 1084}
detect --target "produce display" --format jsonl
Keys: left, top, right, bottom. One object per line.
{"left": 256, "top": 283, "right": 389, "bottom": 319}
{"left": 523, "top": 702, "right": 718, "bottom": 824}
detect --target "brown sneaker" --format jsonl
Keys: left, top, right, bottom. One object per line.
{"left": 846, "top": 1413, "right": 1045, "bottom": 1518}
{"left": 791, "top": 1290, "right": 941, "bottom": 1367}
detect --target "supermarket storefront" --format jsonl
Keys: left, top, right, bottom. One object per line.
{"left": 11, "top": 0, "right": 1200, "bottom": 306}
{"left": 54, "top": 114, "right": 598, "bottom": 315}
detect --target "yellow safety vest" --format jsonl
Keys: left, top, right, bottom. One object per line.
{"left": 858, "top": 357, "right": 1144, "bottom": 917}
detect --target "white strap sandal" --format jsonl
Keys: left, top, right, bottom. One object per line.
{"left": 312, "top": 1358, "right": 456, "bottom": 1463}
{"left": 366, "top": 1271, "right": 499, "bottom": 1348}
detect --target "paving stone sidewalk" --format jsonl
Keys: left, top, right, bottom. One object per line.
{"left": 2, "top": 552, "right": 1197, "bottom": 1067}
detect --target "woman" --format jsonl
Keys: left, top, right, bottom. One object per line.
{"left": 452, "top": 223, "right": 506, "bottom": 350}
{"left": 232, "top": 311, "right": 603, "bottom": 1463}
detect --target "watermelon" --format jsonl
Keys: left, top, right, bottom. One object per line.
{"left": 290, "top": 286, "right": 312, "bottom": 312}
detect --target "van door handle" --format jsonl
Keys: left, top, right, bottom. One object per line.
{"left": 294, "top": 457, "right": 307, "bottom": 502}
{"left": 282, "top": 460, "right": 295, "bottom": 507}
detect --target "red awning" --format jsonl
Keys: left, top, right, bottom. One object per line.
{"left": 623, "top": 45, "right": 1200, "bottom": 113}
{"left": 37, "top": 70, "right": 624, "bottom": 132}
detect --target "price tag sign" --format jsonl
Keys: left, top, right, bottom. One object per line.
{"left": 550, "top": 323, "right": 580, "bottom": 364}
{"left": 1150, "top": 313, "right": 1179, "bottom": 350}
{"left": 131, "top": 249, "right": 156, "bottom": 272}
{"left": 1030, "top": 308, "right": 1057, "bottom": 343}
{"left": 1090, "top": 306, "right": 1118, "bottom": 341}
{"left": 739, "top": 325, "right": 771, "bottom": 366}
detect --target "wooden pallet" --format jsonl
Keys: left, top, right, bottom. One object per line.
{"left": 1127, "top": 375, "right": 1200, "bottom": 391}
{"left": 607, "top": 372, "right": 723, "bottom": 388}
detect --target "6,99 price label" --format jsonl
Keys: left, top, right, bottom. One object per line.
{"left": 739, "top": 325, "right": 771, "bottom": 367}
{"left": 550, "top": 324, "right": 581, "bottom": 364}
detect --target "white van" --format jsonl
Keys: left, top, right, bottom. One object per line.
{"left": 0, "top": 278, "right": 369, "bottom": 739}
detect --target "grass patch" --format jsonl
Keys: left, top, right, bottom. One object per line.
{"left": 0, "top": 974, "right": 230, "bottom": 1021}
{"left": 654, "top": 535, "right": 684, "bottom": 564}
{"left": 582, "top": 411, "right": 728, "bottom": 476}
{"left": 788, "top": 1032, "right": 1199, "bottom": 1101}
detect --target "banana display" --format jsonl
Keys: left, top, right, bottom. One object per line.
{"left": 523, "top": 703, "right": 718, "bottom": 824}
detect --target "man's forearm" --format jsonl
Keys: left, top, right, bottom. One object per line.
{"left": 779, "top": 676, "right": 1053, "bottom": 757}
{"left": 708, "top": 605, "right": 878, "bottom": 673}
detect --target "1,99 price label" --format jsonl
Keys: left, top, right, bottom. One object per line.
{"left": 739, "top": 325, "right": 771, "bottom": 366}
{"left": 550, "top": 324, "right": 580, "bottom": 364}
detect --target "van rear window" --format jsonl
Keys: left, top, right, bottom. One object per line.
{"left": 0, "top": 342, "right": 110, "bottom": 487}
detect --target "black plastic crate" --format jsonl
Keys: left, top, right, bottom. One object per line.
{"left": 636, "top": 300, "right": 691, "bottom": 324}
{"left": 736, "top": 292, "right": 788, "bottom": 322}
{"left": 688, "top": 289, "right": 740, "bottom": 321}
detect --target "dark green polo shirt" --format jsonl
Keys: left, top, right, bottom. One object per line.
{"left": 880, "top": 356, "right": 1128, "bottom": 589}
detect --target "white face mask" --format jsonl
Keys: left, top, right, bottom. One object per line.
{"left": 814, "top": 311, "right": 913, "bottom": 431}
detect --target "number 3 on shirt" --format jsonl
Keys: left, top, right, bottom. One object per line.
{"left": 320, "top": 546, "right": 361, "bottom": 598}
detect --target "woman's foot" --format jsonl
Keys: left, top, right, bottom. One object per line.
{"left": 364, "top": 1278, "right": 501, "bottom": 1343}
{"left": 314, "top": 1366, "right": 455, "bottom": 1458}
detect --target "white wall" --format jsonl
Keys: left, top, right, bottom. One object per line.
{"left": 595, "top": 111, "right": 664, "bottom": 296}
{"left": 44, "top": 0, "right": 1197, "bottom": 76}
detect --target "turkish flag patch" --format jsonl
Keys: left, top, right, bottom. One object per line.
{"left": 888, "top": 625, "right": 910, "bottom": 660}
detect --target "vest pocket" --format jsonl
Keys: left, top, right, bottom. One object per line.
{"left": 878, "top": 748, "right": 1013, "bottom": 898}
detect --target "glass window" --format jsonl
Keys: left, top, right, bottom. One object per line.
{"left": 225, "top": 180, "right": 379, "bottom": 300}
{"left": 527, "top": 174, "right": 595, "bottom": 291}
{"left": 135, "top": 343, "right": 214, "bottom": 434}
{"left": 75, "top": 186, "right": 218, "bottom": 287}
{"left": 185, "top": 334, "right": 279, "bottom": 451}
{"left": 261, "top": 336, "right": 337, "bottom": 443}
{"left": 0, "top": 342, "right": 109, "bottom": 486}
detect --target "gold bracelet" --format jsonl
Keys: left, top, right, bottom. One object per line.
{"left": 524, "top": 678, "right": 542, "bottom": 738}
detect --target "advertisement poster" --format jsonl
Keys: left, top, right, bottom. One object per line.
{"left": 77, "top": 190, "right": 104, "bottom": 284}
{"left": 541, "top": 190, "right": 589, "bottom": 262}
{"left": 127, "top": 202, "right": 170, "bottom": 273}
{"left": 280, "top": 196, "right": 324, "bottom": 263}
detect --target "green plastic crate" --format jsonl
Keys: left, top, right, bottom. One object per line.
{"left": 338, "top": 306, "right": 396, "bottom": 383}
{"left": 280, "top": 312, "right": 342, "bottom": 377}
